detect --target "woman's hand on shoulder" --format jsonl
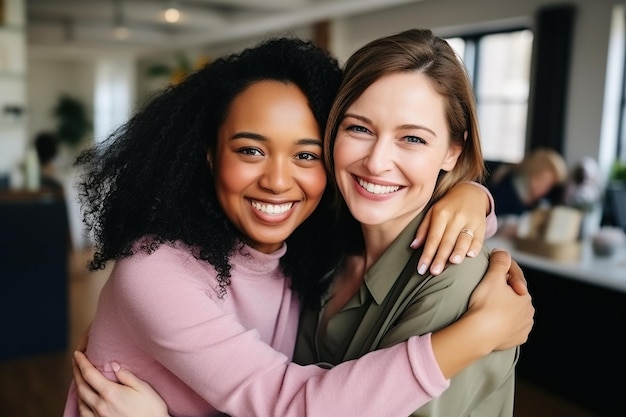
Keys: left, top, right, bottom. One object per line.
{"left": 413, "top": 182, "right": 492, "bottom": 276}
{"left": 73, "top": 351, "right": 170, "bottom": 417}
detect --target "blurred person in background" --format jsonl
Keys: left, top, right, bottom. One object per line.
{"left": 34, "top": 131, "right": 65, "bottom": 196}
{"left": 489, "top": 147, "right": 567, "bottom": 235}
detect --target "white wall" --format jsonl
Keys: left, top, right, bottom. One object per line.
{"left": 0, "top": 0, "right": 25, "bottom": 182}
{"left": 27, "top": 58, "right": 94, "bottom": 145}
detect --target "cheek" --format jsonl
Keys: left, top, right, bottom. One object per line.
{"left": 302, "top": 166, "right": 328, "bottom": 201}
{"left": 214, "top": 159, "right": 253, "bottom": 201}
{"left": 409, "top": 158, "right": 438, "bottom": 184}
{"left": 333, "top": 136, "right": 354, "bottom": 173}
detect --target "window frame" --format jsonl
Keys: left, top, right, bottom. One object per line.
{"left": 445, "top": 26, "right": 533, "bottom": 164}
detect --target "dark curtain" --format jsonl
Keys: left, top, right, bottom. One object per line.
{"left": 527, "top": 4, "right": 577, "bottom": 153}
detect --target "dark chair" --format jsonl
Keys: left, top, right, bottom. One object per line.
{"left": 0, "top": 191, "right": 70, "bottom": 360}
{"left": 606, "top": 183, "right": 626, "bottom": 232}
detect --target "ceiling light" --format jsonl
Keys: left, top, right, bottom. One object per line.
{"left": 164, "top": 7, "right": 180, "bottom": 23}
{"left": 164, "top": 1, "right": 181, "bottom": 23}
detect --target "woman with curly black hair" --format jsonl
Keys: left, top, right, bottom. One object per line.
{"left": 65, "top": 37, "right": 524, "bottom": 417}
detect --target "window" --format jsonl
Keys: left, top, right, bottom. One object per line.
{"left": 617, "top": 10, "right": 626, "bottom": 162}
{"left": 601, "top": 4, "right": 626, "bottom": 174}
{"left": 447, "top": 29, "right": 533, "bottom": 163}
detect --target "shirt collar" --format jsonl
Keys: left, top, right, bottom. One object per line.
{"left": 363, "top": 212, "right": 425, "bottom": 304}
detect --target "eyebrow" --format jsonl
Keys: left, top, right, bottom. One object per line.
{"left": 231, "top": 132, "right": 322, "bottom": 146}
{"left": 231, "top": 132, "right": 265, "bottom": 141}
{"left": 343, "top": 113, "right": 438, "bottom": 137}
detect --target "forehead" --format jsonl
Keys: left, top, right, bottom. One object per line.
{"left": 358, "top": 72, "right": 440, "bottom": 103}
{"left": 230, "top": 80, "right": 306, "bottom": 112}
{"left": 349, "top": 72, "right": 447, "bottom": 130}
{"left": 220, "top": 80, "right": 321, "bottom": 140}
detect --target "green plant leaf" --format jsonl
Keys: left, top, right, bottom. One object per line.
{"left": 52, "top": 94, "right": 92, "bottom": 147}
{"left": 611, "top": 160, "right": 626, "bottom": 183}
{"left": 146, "top": 64, "right": 172, "bottom": 77}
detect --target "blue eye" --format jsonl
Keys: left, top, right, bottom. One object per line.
{"left": 347, "top": 124, "right": 371, "bottom": 134}
{"left": 405, "top": 136, "right": 426, "bottom": 144}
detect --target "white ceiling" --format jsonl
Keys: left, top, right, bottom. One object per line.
{"left": 26, "top": 0, "right": 423, "bottom": 58}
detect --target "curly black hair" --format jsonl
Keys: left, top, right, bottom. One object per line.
{"left": 76, "top": 37, "right": 344, "bottom": 304}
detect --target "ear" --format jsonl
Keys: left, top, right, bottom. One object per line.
{"left": 440, "top": 131, "right": 466, "bottom": 172}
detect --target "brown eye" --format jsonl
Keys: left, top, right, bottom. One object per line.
{"left": 295, "top": 152, "right": 319, "bottom": 161}
{"left": 238, "top": 148, "right": 263, "bottom": 156}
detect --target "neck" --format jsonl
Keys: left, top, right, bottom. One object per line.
{"left": 359, "top": 214, "right": 416, "bottom": 272}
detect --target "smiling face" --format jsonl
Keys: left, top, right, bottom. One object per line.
{"left": 211, "top": 80, "right": 327, "bottom": 253}
{"left": 333, "top": 72, "right": 462, "bottom": 240}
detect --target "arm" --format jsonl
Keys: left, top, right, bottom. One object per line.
{"left": 413, "top": 181, "right": 496, "bottom": 276}
{"left": 72, "top": 250, "right": 532, "bottom": 417}
{"left": 67, "top": 248, "right": 448, "bottom": 417}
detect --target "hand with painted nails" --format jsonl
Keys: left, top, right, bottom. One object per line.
{"left": 413, "top": 182, "right": 496, "bottom": 275}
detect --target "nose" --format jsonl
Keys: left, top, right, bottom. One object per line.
{"left": 259, "top": 157, "right": 294, "bottom": 194}
{"left": 363, "top": 137, "right": 394, "bottom": 175}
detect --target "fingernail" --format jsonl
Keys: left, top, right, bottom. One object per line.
{"left": 431, "top": 264, "right": 443, "bottom": 275}
{"left": 467, "top": 250, "right": 476, "bottom": 258}
{"left": 418, "top": 263, "right": 427, "bottom": 275}
{"left": 451, "top": 255, "right": 462, "bottom": 264}
{"left": 410, "top": 239, "right": 418, "bottom": 249}
{"left": 73, "top": 350, "right": 79, "bottom": 359}
{"left": 111, "top": 361, "right": 121, "bottom": 372}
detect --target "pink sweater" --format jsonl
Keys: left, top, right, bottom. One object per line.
{"left": 63, "top": 241, "right": 448, "bottom": 417}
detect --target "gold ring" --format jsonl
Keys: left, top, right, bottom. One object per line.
{"left": 460, "top": 229, "right": 474, "bottom": 239}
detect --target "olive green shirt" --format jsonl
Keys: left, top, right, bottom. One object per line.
{"left": 294, "top": 212, "right": 519, "bottom": 416}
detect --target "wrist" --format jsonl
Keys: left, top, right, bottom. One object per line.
{"left": 431, "top": 312, "right": 491, "bottom": 379}
{"left": 463, "top": 181, "right": 492, "bottom": 216}
{"left": 458, "top": 309, "right": 495, "bottom": 355}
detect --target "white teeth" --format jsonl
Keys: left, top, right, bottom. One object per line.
{"left": 251, "top": 201, "right": 293, "bottom": 215}
{"left": 357, "top": 177, "right": 400, "bottom": 195}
